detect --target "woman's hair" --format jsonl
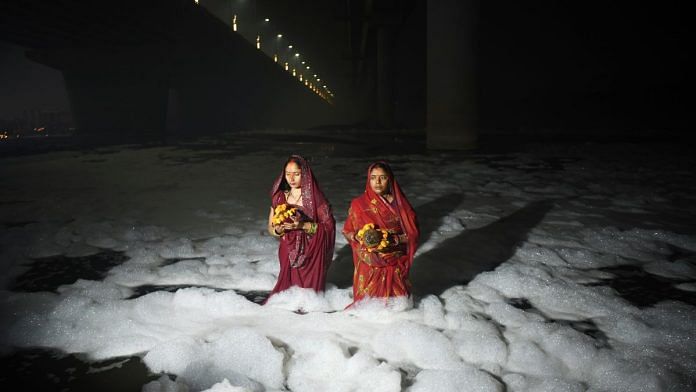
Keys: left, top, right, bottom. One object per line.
{"left": 370, "top": 162, "right": 393, "bottom": 179}
{"left": 279, "top": 156, "right": 303, "bottom": 191}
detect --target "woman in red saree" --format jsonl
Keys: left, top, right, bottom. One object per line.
{"left": 343, "top": 161, "right": 419, "bottom": 306}
{"left": 265, "top": 155, "right": 335, "bottom": 302}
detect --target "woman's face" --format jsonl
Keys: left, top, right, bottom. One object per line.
{"left": 285, "top": 161, "right": 302, "bottom": 189}
{"left": 369, "top": 167, "right": 390, "bottom": 196}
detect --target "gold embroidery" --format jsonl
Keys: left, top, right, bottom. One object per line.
{"left": 371, "top": 199, "right": 378, "bottom": 205}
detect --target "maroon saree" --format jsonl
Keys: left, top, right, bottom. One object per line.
{"left": 266, "top": 156, "right": 335, "bottom": 301}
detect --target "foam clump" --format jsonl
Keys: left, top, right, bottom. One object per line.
{"left": 410, "top": 367, "right": 503, "bottom": 392}
{"left": 144, "top": 328, "right": 284, "bottom": 391}
{"left": 264, "top": 286, "right": 334, "bottom": 312}
{"left": 287, "top": 339, "right": 400, "bottom": 392}
{"left": 501, "top": 374, "right": 585, "bottom": 392}
{"left": 515, "top": 242, "right": 569, "bottom": 267}
{"left": 201, "top": 379, "right": 254, "bottom": 392}
{"left": 371, "top": 321, "right": 461, "bottom": 370}
{"left": 169, "top": 287, "right": 258, "bottom": 315}
{"left": 581, "top": 227, "right": 671, "bottom": 263}
{"left": 57, "top": 279, "right": 133, "bottom": 301}
{"left": 142, "top": 374, "right": 190, "bottom": 392}
{"left": 346, "top": 296, "right": 413, "bottom": 320}
{"left": 446, "top": 325, "right": 508, "bottom": 369}
{"left": 554, "top": 246, "right": 623, "bottom": 268}
{"left": 83, "top": 222, "right": 121, "bottom": 249}
{"left": 417, "top": 295, "right": 448, "bottom": 329}
{"left": 157, "top": 237, "right": 206, "bottom": 259}
{"left": 121, "top": 224, "right": 169, "bottom": 242}
{"left": 643, "top": 260, "right": 696, "bottom": 280}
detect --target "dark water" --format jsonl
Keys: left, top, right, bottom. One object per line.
{"left": 591, "top": 264, "right": 696, "bottom": 308}
{"left": 0, "top": 349, "right": 158, "bottom": 392}
{"left": 507, "top": 297, "right": 611, "bottom": 349}
{"left": 10, "top": 250, "right": 129, "bottom": 293}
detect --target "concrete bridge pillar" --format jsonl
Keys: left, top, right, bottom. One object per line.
{"left": 426, "top": 0, "right": 478, "bottom": 150}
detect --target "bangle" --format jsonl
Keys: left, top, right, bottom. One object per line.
{"left": 305, "top": 222, "right": 318, "bottom": 235}
{"left": 269, "top": 225, "right": 282, "bottom": 237}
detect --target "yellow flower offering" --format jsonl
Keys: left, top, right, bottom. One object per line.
{"left": 357, "top": 223, "right": 390, "bottom": 252}
{"left": 273, "top": 203, "right": 298, "bottom": 225}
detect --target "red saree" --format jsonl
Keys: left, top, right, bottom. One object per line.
{"left": 266, "top": 156, "right": 335, "bottom": 301}
{"left": 343, "top": 162, "right": 419, "bottom": 306}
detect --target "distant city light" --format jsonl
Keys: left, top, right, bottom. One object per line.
{"left": 288, "top": 45, "right": 293, "bottom": 49}
{"left": 256, "top": 35, "right": 260, "bottom": 49}
{"left": 233, "top": 15, "right": 237, "bottom": 31}
{"left": 277, "top": 34, "right": 282, "bottom": 38}
{"left": 264, "top": 18, "right": 270, "bottom": 22}
{"left": 295, "top": 53, "right": 300, "bottom": 57}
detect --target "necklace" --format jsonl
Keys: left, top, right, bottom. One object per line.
{"left": 288, "top": 189, "right": 302, "bottom": 204}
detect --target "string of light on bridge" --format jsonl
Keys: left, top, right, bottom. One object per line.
{"left": 193, "top": 0, "right": 334, "bottom": 104}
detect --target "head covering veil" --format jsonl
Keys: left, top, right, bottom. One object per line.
{"left": 270, "top": 155, "right": 328, "bottom": 222}
{"left": 364, "top": 161, "right": 419, "bottom": 262}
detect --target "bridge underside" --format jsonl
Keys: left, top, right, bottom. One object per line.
{"left": 1, "top": 0, "right": 334, "bottom": 141}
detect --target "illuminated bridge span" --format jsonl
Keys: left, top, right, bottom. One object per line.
{"left": 0, "top": 0, "right": 336, "bottom": 140}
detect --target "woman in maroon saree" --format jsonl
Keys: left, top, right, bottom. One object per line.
{"left": 342, "top": 161, "right": 419, "bottom": 306}
{"left": 265, "top": 155, "right": 335, "bottom": 302}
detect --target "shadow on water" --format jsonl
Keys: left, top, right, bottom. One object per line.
{"left": 326, "top": 193, "right": 466, "bottom": 289}
{"left": 410, "top": 199, "right": 555, "bottom": 297}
